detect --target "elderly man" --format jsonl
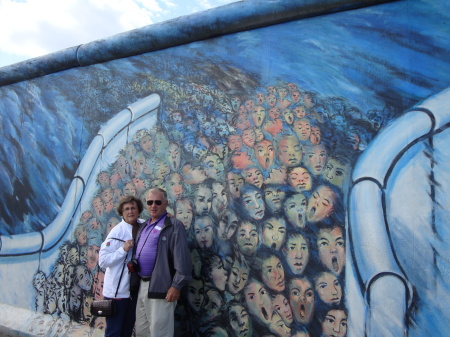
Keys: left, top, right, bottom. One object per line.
{"left": 134, "top": 187, "right": 192, "bottom": 337}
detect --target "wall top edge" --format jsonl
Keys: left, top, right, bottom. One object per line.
{"left": 0, "top": 0, "right": 395, "bottom": 87}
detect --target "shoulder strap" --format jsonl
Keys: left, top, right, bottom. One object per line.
{"left": 115, "top": 250, "right": 130, "bottom": 297}
{"left": 110, "top": 237, "right": 125, "bottom": 242}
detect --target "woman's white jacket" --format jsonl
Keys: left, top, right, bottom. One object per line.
{"left": 99, "top": 218, "right": 143, "bottom": 298}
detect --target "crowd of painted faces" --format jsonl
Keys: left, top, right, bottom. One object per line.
{"left": 33, "top": 80, "right": 383, "bottom": 337}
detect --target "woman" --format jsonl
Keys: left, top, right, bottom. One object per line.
{"left": 99, "top": 195, "right": 145, "bottom": 337}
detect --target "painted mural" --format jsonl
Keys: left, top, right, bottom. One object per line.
{"left": 1, "top": 0, "right": 450, "bottom": 336}
{"left": 31, "top": 74, "right": 373, "bottom": 336}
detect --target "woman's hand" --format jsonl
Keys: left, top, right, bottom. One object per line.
{"left": 124, "top": 239, "right": 134, "bottom": 252}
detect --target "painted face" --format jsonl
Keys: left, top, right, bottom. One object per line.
{"left": 245, "top": 168, "right": 263, "bottom": 189}
{"left": 289, "top": 278, "right": 315, "bottom": 325}
{"left": 235, "top": 113, "right": 251, "bottom": 131}
{"left": 287, "top": 83, "right": 298, "bottom": 93}
{"left": 261, "top": 255, "right": 285, "bottom": 292}
{"left": 168, "top": 143, "right": 181, "bottom": 171}
{"left": 204, "top": 289, "right": 223, "bottom": 320}
{"left": 194, "top": 185, "right": 212, "bottom": 216}
{"left": 317, "top": 227, "right": 345, "bottom": 275}
{"left": 154, "top": 131, "right": 169, "bottom": 150}
{"left": 283, "top": 109, "right": 294, "bottom": 124}
{"left": 175, "top": 199, "right": 193, "bottom": 230}
{"left": 87, "top": 217, "right": 100, "bottom": 230}
{"left": 288, "top": 167, "right": 312, "bottom": 192}
{"left": 272, "top": 294, "right": 294, "bottom": 326}
{"left": 293, "top": 119, "right": 311, "bottom": 141}
{"left": 203, "top": 154, "right": 225, "bottom": 180}
{"left": 86, "top": 244, "right": 99, "bottom": 271}
{"left": 262, "top": 217, "right": 287, "bottom": 251}
{"left": 228, "top": 134, "right": 243, "bottom": 152}
{"left": 209, "top": 257, "right": 228, "bottom": 291}
{"left": 123, "top": 182, "right": 136, "bottom": 196}
{"left": 242, "top": 190, "right": 265, "bottom": 220}
{"left": 140, "top": 135, "right": 153, "bottom": 154}
{"left": 116, "top": 156, "right": 130, "bottom": 179}
{"left": 166, "top": 173, "right": 183, "bottom": 201}
{"left": 278, "top": 137, "right": 302, "bottom": 167}
{"left": 54, "top": 263, "right": 65, "bottom": 285}
{"left": 132, "top": 153, "right": 146, "bottom": 177}
{"left": 94, "top": 317, "right": 106, "bottom": 331}
{"left": 268, "top": 86, "right": 277, "bottom": 94}
{"left": 69, "top": 286, "right": 82, "bottom": 312}
{"left": 75, "top": 226, "right": 87, "bottom": 245}
{"left": 113, "top": 188, "right": 123, "bottom": 202}
{"left": 122, "top": 201, "right": 139, "bottom": 225}
{"left": 218, "top": 210, "right": 238, "bottom": 241}
{"left": 92, "top": 271, "right": 105, "bottom": 300}
{"left": 229, "top": 304, "right": 251, "bottom": 337}
{"left": 231, "top": 96, "right": 242, "bottom": 112}
{"left": 192, "top": 143, "right": 208, "bottom": 160}
{"left": 106, "top": 217, "right": 119, "bottom": 234}
{"left": 315, "top": 272, "right": 342, "bottom": 305}
{"left": 254, "top": 127, "right": 264, "bottom": 142}
{"left": 278, "top": 87, "right": 288, "bottom": 99}
{"left": 191, "top": 249, "right": 202, "bottom": 278}
{"left": 211, "top": 183, "right": 228, "bottom": 218}
{"left": 171, "top": 112, "right": 182, "bottom": 123}
{"left": 310, "top": 126, "right": 322, "bottom": 145}
{"left": 245, "top": 99, "right": 255, "bottom": 112}
{"left": 187, "top": 279, "right": 205, "bottom": 313}
{"left": 194, "top": 217, "right": 214, "bottom": 249}
{"left": 269, "top": 107, "right": 281, "bottom": 119}
{"left": 303, "top": 144, "right": 327, "bottom": 176}
{"left": 291, "top": 90, "right": 301, "bottom": 103}
{"left": 269, "top": 312, "right": 292, "bottom": 337}
{"left": 284, "top": 194, "right": 307, "bottom": 229}
{"left": 92, "top": 197, "right": 104, "bottom": 218}
{"left": 104, "top": 198, "right": 114, "bottom": 213}
{"left": 284, "top": 234, "right": 309, "bottom": 275}
{"left": 68, "top": 247, "right": 79, "bottom": 266}
{"left": 307, "top": 185, "right": 337, "bottom": 222}
{"left": 244, "top": 279, "right": 273, "bottom": 324}
{"left": 322, "top": 310, "right": 347, "bottom": 337}
{"left": 237, "top": 221, "right": 258, "bottom": 256}
{"left": 324, "top": 158, "right": 349, "bottom": 188}
{"left": 293, "top": 106, "right": 306, "bottom": 119}
{"left": 227, "top": 259, "right": 249, "bottom": 295}
{"left": 264, "top": 186, "right": 285, "bottom": 213}
{"left": 254, "top": 140, "right": 275, "bottom": 170}
{"left": 76, "top": 265, "right": 93, "bottom": 291}
{"left": 256, "top": 92, "right": 265, "bottom": 105}
{"left": 182, "top": 164, "right": 208, "bottom": 185}
{"left": 242, "top": 128, "right": 257, "bottom": 147}
{"left": 227, "top": 172, "right": 245, "bottom": 198}
{"left": 97, "top": 172, "right": 109, "bottom": 188}
{"left": 266, "top": 93, "right": 277, "bottom": 107}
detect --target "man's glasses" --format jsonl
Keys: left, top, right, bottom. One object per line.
{"left": 147, "top": 200, "right": 163, "bottom": 206}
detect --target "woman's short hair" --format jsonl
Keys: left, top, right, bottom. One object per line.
{"left": 116, "top": 195, "right": 144, "bottom": 216}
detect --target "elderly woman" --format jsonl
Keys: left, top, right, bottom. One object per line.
{"left": 99, "top": 195, "right": 145, "bottom": 337}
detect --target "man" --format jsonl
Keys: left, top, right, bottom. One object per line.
{"left": 134, "top": 188, "right": 192, "bottom": 336}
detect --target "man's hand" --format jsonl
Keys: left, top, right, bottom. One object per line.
{"left": 165, "top": 286, "right": 180, "bottom": 302}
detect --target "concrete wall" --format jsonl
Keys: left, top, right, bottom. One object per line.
{"left": 0, "top": 0, "right": 449, "bottom": 336}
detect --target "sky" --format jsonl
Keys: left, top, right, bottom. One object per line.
{"left": 0, "top": 0, "right": 239, "bottom": 68}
